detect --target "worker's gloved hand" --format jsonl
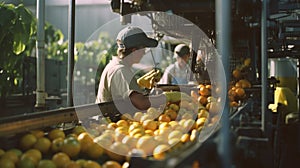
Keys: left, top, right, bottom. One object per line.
{"left": 163, "top": 91, "right": 192, "bottom": 103}
{"left": 137, "top": 69, "right": 161, "bottom": 89}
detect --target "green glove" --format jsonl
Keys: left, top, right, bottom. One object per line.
{"left": 163, "top": 91, "right": 192, "bottom": 103}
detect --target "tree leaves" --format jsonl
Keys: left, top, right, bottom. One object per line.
{"left": 0, "top": 3, "right": 36, "bottom": 97}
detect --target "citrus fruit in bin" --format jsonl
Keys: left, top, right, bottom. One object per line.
{"left": 33, "top": 137, "right": 51, "bottom": 154}
{"left": 77, "top": 132, "right": 94, "bottom": 153}
{"left": 48, "top": 129, "right": 65, "bottom": 140}
{"left": 61, "top": 136, "right": 81, "bottom": 158}
{"left": 52, "top": 152, "right": 71, "bottom": 168}
{"left": 37, "top": 159, "right": 56, "bottom": 168}
{"left": 21, "top": 149, "right": 42, "bottom": 166}
{"left": 0, "top": 158, "right": 15, "bottom": 168}
{"left": 19, "top": 133, "right": 37, "bottom": 150}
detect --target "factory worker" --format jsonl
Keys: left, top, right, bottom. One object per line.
{"left": 159, "top": 43, "right": 191, "bottom": 85}
{"left": 95, "top": 26, "right": 166, "bottom": 110}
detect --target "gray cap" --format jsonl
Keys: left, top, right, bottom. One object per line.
{"left": 174, "top": 44, "right": 190, "bottom": 58}
{"left": 117, "top": 26, "right": 158, "bottom": 49}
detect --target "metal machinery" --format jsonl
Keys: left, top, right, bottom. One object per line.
{"left": 108, "top": 0, "right": 300, "bottom": 167}
{"left": 1, "top": 0, "right": 300, "bottom": 168}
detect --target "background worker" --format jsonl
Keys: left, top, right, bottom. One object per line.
{"left": 159, "top": 43, "right": 191, "bottom": 84}
{"left": 95, "top": 26, "right": 166, "bottom": 111}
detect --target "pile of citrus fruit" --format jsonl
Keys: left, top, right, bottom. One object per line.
{"left": 0, "top": 90, "right": 216, "bottom": 167}
{"left": 0, "top": 126, "right": 124, "bottom": 168}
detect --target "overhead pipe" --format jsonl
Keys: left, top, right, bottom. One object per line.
{"left": 35, "top": 0, "right": 46, "bottom": 110}
{"left": 67, "top": 0, "right": 75, "bottom": 107}
{"left": 216, "top": 0, "right": 231, "bottom": 167}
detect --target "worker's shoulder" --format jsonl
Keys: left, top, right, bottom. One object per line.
{"left": 165, "top": 63, "right": 176, "bottom": 71}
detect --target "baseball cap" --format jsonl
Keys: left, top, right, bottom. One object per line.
{"left": 117, "top": 26, "right": 158, "bottom": 49}
{"left": 174, "top": 44, "right": 190, "bottom": 58}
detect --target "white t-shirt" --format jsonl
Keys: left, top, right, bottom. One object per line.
{"left": 159, "top": 62, "right": 191, "bottom": 84}
{"left": 96, "top": 56, "right": 144, "bottom": 103}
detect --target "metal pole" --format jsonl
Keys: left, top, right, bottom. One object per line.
{"left": 261, "top": 0, "right": 267, "bottom": 132}
{"left": 35, "top": 0, "right": 46, "bottom": 110}
{"left": 216, "top": 0, "right": 231, "bottom": 167}
{"left": 67, "top": 0, "right": 75, "bottom": 107}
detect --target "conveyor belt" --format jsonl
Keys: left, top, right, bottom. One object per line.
{"left": 0, "top": 101, "right": 126, "bottom": 137}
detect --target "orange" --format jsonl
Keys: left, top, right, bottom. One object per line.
{"left": 19, "top": 133, "right": 37, "bottom": 150}
{"left": 7, "top": 148, "right": 22, "bottom": 158}
{"left": 107, "top": 122, "right": 117, "bottom": 130}
{"left": 86, "top": 143, "right": 104, "bottom": 159}
{"left": 75, "top": 159, "right": 87, "bottom": 167}
{"left": 122, "top": 136, "right": 138, "bottom": 149}
{"left": 1, "top": 151, "right": 19, "bottom": 164}
{"left": 72, "top": 125, "right": 86, "bottom": 135}
{"left": 168, "top": 138, "right": 181, "bottom": 148}
{"left": 198, "top": 95, "right": 208, "bottom": 105}
{"left": 235, "top": 81, "right": 242, "bottom": 88}
{"left": 169, "top": 103, "right": 180, "bottom": 112}
{"left": 196, "top": 117, "right": 207, "bottom": 128}
{"left": 37, "top": 159, "right": 56, "bottom": 168}
{"left": 48, "top": 128, "right": 65, "bottom": 140}
{"left": 136, "top": 136, "right": 158, "bottom": 155}
{"left": 64, "top": 161, "right": 81, "bottom": 168}
{"left": 61, "top": 137, "right": 81, "bottom": 158}
{"left": 133, "top": 112, "right": 143, "bottom": 121}
{"left": 129, "top": 128, "right": 145, "bottom": 137}
{"left": 158, "top": 114, "right": 171, "bottom": 122}
{"left": 228, "top": 88, "right": 237, "bottom": 97}
{"left": 164, "top": 109, "right": 178, "bottom": 121}
{"left": 183, "top": 119, "right": 196, "bottom": 132}
{"left": 230, "top": 101, "right": 239, "bottom": 107}
{"left": 168, "top": 130, "right": 183, "bottom": 140}
{"left": 51, "top": 137, "right": 64, "bottom": 153}
{"left": 94, "top": 136, "right": 113, "bottom": 150}
{"left": 239, "top": 79, "right": 251, "bottom": 88}
{"left": 24, "top": 149, "right": 42, "bottom": 162}
{"left": 145, "top": 129, "right": 154, "bottom": 136}
{"left": 128, "top": 122, "right": 143, "bottom": 132}
{"left": 21, "top": 149, "right": 42, "bottom": 166}
{"left": 30, "top": 130, "right": 45, "bottom": 138}
{"left": 116, "top": 120, "right": 129, "bottom": 128}
{"left": 107, "top": 142, "right": 130, "bottom": 162}
{"left": 244, "top": 58, "right": 251, "bottom": 66}
{"left": 232, "top": 69, "right": 241, "bottom": 79}
{"left": 102, "top": 160, "right": 122, "bottom": 168}
{"left": 52, "top": 152, "right": 71, "bottom": 168}
{"left": 199, "top": 86, "right": 210, "bottom": 96}
{"left": 197, "top": 109, "right": 209, "bottom": 119}
{"left": 235, "top": 87, "right": 245, "bottom": 98}
{"left": 17, "top": 157, "right": 35, "bottom": 168}
{"left": 77, "top": 132, "right": 94, "bottom": 153}
{"left": 180, "top": 133, "right": 190, "bottom": 143}
{"left": 83, "top": 160, "right": 101, "bottom": 168}
{"left": 153, "top": 144, "right": 170, "bottom": 160}
{"left": 142, "top": 119, "right": 157, "bottom": 131}
{"left": 114, "top": 127, "right": 128, "bottom": 135}
{"left": 0, "top": 158, "right": 15, "bottom": 168}
{"left": 205, "top": 84, "right": 212, "bottom": 90}
{"left": 33, "top": 137, "right": 51, "bottom": 154}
